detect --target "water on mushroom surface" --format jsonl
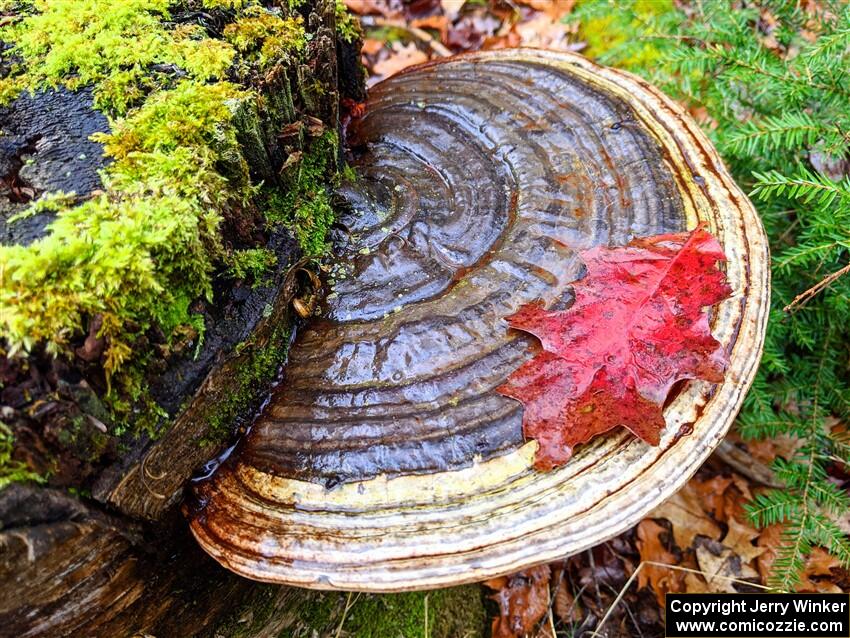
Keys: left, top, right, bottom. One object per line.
{"left": 195, "top": 55, "right": 688, "bottom": 493}
{"left": 181, "top": 49, "right": 770, "bottom": 593}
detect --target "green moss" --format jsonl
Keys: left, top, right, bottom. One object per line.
{"left": 0, "top": 421, "right": 45, "bottom": 489}
{"left": 7, "top": 190, "right": 76, "bottom": 223}
{"left": 224, "top": 6, "right": 306, "bottom": 70}
{"left": 202, "top": 0, "right": 250, "bottom": 8}
{"left": 335, "top": 0, "right": 360, "bottom": 44}
{"left": 0, "top": 0, "right": 334, "bottom": 436}
{"left": 208, "top": 585, "right": 282, "bottom": 638}
{"left": 203, "top": 321, "right": 292, "bottom": 444}
{"left": 0, "top": 0, "right": 235, "bottom": 114}
{"left": 2, "top": 79, "right": 246, "bottom": 390}
{"left": 267, "top": 131, "right": 339, "bottom": 257}
{"left": 573, "top": 0, "right": 680, "bottom": 71}
{"left": 226, "top": 247, "right": 277, "bottom": 284}
{"left": 276, "top": 586, "right": 486, "bottom": 638}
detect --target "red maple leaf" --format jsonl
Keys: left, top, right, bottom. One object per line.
{"left": 498, "top": 226, "right": 732, "bottom": 470}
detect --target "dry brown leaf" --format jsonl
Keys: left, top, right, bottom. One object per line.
{"left": 410, "top": 14, "right": 449, "bottom": 45}
{"left": 513, "top": 14, "right": 571, "bottom": 49}
{"left": 684, "top": 572, "right": 711, "bottom": 593}
{"left": 486, "top": 565, "right": 551, "bottom": 638}
{"left": 755, "top": 523, "right": 783, "bottom": 583}
{"left": 649, "top": 486, "right": 723, "bottom": 550}
{"left": 636, "top": 519, "right": 684, "bottom": 607}
{"left": 371, "top": 42, "right": 429, "bottom": 78}
{"left": 757, "top": 528, "right": 842, "bottom": 592}
{"left": 361, "top": 38, "right": 385, "bottom": 55}
{"left": 515, "top": 0, "right": 575, "bottom": 18}
{"left": 344, "top": 0, "right": 394, "bottom": 17}
{"left": 696, "top": 544, "right": 760, "bottom": 593}
{"left": 723, "top": 517, "right": 767, "bottom": 564}
{"left": 691, "top": 475, "right": 734, "bottom": 520}
{"left": 727, "top": 430, "right": 805, "bottom": 466}
{"left": 553, "top": 581, "right": 577, "bottom": 623}
{"left": 482, "top": 29, "right": 522, "bottom": 50}
{"left": 805, "top": 547, "right": 840, "bottom": 577}
{"left": 799, "top": 548, "right": 843, "bottom": 593}
{"left": 730, "top": 473, "right": 753, "bottom": 501}
{"left": 446, "top": 12, "right": 501, "bottom": 50}
{"left": 760, "top": 33, "right": 782, "bottom": 52}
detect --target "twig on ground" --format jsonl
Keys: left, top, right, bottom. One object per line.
{"left": 600, "top": 581, "right": 644, "bottom": 638}
{"left": 783, "top": 262, "right": 850, "bottom": 312}
{"left": 334, "top": 591, "right": 360, "bottom": 638}
{"left": 714, "top": 440, "right": 782, "bottom": 487}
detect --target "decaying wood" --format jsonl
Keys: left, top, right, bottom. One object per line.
{"left": 0, "top": 2, "right": 364, "bottom": 636}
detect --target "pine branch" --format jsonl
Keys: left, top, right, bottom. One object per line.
{"left": 751, "top": 168, "right": 850, "bottom": 207}
{"left": 725, "top": 113, "right": 821, "bottom": 157}
{"left": 576, "top": 0, "right": 850, "bottom": 591}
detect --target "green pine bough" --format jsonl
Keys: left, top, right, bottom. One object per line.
{"left": 573, "top": 0, "right": 850, "bottom": 590}
{"left": 0, "top": 1, "right": 346, "bottom": 432}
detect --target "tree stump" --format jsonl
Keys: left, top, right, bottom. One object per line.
{"left": 0, "top": 2, "right": 456, "bottom": 636}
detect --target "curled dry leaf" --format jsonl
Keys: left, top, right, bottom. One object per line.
{"left": 553, "top": 579, "right": 578, "bottom": 624}
{"left": 722, "top": 517, "right": 766, "bottom": 564}
{"left": 691, "top": 475, "right": 735, "bottom": 521}
{"left": 755, "top": 524, "right": 783, "bottom": 584}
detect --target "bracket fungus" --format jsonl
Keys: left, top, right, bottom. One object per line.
{"left": 188, "top": 49, "right": 769, "bottom": 591}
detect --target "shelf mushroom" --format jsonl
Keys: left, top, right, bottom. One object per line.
{"left": 188, "top": 49, "right": 769, "bottom": 591}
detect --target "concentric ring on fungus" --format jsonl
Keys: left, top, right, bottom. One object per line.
{"left": 188, "top": 49, "right": 770, "bottom": 591}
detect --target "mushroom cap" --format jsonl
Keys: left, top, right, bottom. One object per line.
{"left": 188, "top": 49, "right": 769, "bottom": 591}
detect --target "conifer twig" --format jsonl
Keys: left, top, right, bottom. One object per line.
{"left": 784, "top": 262, "right": 850, "bottom": 312}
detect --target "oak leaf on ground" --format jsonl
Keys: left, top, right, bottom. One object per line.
{"left": 695, "top": 541, "right": 760, "bottom": 593}
{"left": 499, "top": 226, "right": 731, "bottom": 469}
{"left": 722, "top": 517, "right": 766, "bottom": 564}
{"left": 649, "top": 486, "right": 723, "bottom": 550}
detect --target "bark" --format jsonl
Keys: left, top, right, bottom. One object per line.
{"left": 0, "top": 2, "right": 382, "bottom": 636}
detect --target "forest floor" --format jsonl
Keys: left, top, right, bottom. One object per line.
{"left": 336, "top": 1, "right": 850, "bottom": 636}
